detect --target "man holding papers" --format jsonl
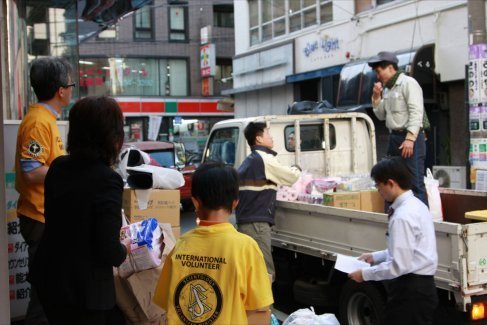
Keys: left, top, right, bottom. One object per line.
{"left": 348, "top": 157, "right": 438, "bottom": 325}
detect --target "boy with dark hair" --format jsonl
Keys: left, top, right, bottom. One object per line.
{"left": 349, "top": 157, "right": 438, "bottom": 325}
{"left": 236, "top": 122, "right": 301, "bottom": 281}
{"left": 154, "top": 162, "right": 273, "bottom": 324}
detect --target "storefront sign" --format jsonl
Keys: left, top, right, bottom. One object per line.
{"left": 200, "top": 44, "right": 216, "bottom": 77}
{"left": 5, "top": 173, "right": 29, "bottom": 319}
{"left": 200, "top": 26, "right": 211, "bottom": 45}
{"left": 201, "top": 77, "right": 213, "bottom": 96}
{"left": 148, "top": 116, "right": 162, "bottom": 141}
{"left": 295, "top": 29, "right": 348, "bottom": 74}
{"left": 303, "top": 35, "right": 340, "bottom": 57}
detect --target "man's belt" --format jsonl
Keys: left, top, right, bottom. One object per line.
{"left": 390, "top": 128, "right": 423, "bottom": 135}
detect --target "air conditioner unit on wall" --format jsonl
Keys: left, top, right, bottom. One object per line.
{"left": 432, "top": 166, "right": 467, "bottom": 189}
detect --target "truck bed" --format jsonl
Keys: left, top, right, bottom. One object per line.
{"left": 272, "top": 192, "right": 487, "bottom": 311}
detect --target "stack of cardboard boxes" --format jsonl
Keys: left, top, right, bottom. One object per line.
{"left": 323, "top": 190, "right": 384, "bottom": 213}
{"left": 123, "top": 188, "right": 181, "bottom": 239}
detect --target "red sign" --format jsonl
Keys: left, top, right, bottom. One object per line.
{"left": 200, "top": 44, "right": 215, "bottom": 77}
{"left": 202, "top": 78, "right": 213, "bottom": 96}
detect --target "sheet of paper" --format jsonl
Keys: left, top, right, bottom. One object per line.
{"left": 335, "top": 254, "right": 370, "bottom": 273}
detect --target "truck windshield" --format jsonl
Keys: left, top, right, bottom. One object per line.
{"left": 205, "top": 127, "right": 239, "bottom": 166}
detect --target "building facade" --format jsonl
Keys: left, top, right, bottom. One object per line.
{"left": 227, "top": 0, "right": 470, "bottom": 167}
{"left": 79, "top": 0, "right": 235, "bottom": 154}
{"left": 1, "top": 1, "right": 234, "bottom": 319}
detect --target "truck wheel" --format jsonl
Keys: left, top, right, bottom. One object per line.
{"left": 339, "top": 280, "right": 385, "bottom": 325}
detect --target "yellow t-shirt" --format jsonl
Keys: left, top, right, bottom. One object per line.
{"left": 15, "top": 104, "right": 66, "bottom": 223}
{"left": 154, "top": 223, "right": 274, "bottom": 324}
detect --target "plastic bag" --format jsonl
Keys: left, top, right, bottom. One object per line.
{"left": 126, "top": 164, "right": 185, "bottom": 189}
{"left": 119, "top": 148, "right": 151, "bottom": 180}
{"left": 282, "top": 307, "right": 339, "bottom": 325}
{"left": 119, "top": 218, "right": 163, "bottom": 278}
{"left": 424, "top": 168, "right": 443, "bottom": 222}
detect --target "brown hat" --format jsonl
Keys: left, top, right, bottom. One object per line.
{"left": 367, "top": 51, "right": 398, "bottom": 67}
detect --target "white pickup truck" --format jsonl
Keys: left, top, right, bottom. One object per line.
{"left": 202, "top": 113, "right": 487, "bottom": 324}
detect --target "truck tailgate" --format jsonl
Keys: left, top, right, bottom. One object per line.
{"left": 463, "top": 222, "right": 487, "bottom": 286}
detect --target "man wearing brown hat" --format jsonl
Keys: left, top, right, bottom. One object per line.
{"left": 368, "top": 51, "right": 428, "bottom": 206}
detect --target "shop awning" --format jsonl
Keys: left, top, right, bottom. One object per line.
{"left": 286, "top": 65, "right": 343, "bottom": 83}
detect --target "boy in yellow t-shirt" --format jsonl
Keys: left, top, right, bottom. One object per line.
{"left": 153, "top": 162, "right": 273, "bottom": 324}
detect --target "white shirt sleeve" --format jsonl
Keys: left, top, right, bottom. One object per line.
{"left": 372, "top": 250, "right": 388, "bottom": 265}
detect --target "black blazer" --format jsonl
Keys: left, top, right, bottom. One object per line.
{"left": 30, "top": 155, "right": 127, "bottom": 310}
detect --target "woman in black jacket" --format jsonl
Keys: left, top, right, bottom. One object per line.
{"left": 29, "top": 96, "right": 130, "bottom": 324}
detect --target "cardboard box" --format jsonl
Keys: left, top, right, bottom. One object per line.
{"left": 360, "top": 190, "right": 385, "bottom": 213}
{"left": 323, "top": 192, "right": 360, "bottom": 210}
{"left": 114, "top": 266, "right": 166, "bottom": 324}
{"left": 123, "top": 188, "right": 180, "bottom": 226}
{"left": 172, "top": 226, "right": 181, "bottom": 240}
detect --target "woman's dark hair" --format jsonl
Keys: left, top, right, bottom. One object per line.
{"left": 67, "top": 96, "right": 124, "bottom": 166}
{"left": 191, "top": 161, "right": 239, "bottom": 214}
{"left": 370, "top": 61, "right": 399, "bottom": 72}
{"left": 30, "top": 57, "right": 72, "bottom": 101}
{"left": 244, "top": 122, "right": 266, "bottom": 146}
{"left": 370, "top": 157, "right": 412, "bottom": 190}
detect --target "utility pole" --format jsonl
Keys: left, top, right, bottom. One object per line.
{"left": 468, "top": 0, "right": 486, "bottom": 45}
{"left": 467, "top": 0, "right": 486, "bottom": 188}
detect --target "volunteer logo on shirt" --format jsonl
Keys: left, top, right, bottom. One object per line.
{"left": 26, "top": 140, "right": 43, "bottom": 157}
{"left": 174, "top": 273, "right": 222, "bottom": 324}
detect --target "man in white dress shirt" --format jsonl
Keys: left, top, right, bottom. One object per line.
{"left": 349, "top": 157, "right": 438, "bottom": 324}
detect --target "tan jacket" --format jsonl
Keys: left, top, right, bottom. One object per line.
{"left": 372, "top": 73, "right": 424, "bottom": 141}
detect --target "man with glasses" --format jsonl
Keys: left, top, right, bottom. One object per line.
{"left": 349, "top": 157, "right": 438, "bottom": 325}
{"left": 15, "top": 57, "right": 74, "bottom": 324}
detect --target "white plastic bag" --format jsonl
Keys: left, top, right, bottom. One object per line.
{"left": 424, "top": 168, "right": 443, "bottom": 222}
{"left": 126, "top": 164, "right": 185, "bottom": 189}
{"left": 282, "top": 307, "right": 340, "bottom": 325}
{"left": 119, "top": 148, "right": 151, "bottom": 179}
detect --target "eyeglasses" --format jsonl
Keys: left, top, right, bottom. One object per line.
{"left": 63, "top": 83, "right": 76, "bottom": 89}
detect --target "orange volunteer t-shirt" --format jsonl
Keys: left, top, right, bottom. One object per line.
{"left": 15, "top": 103, "right": 66, "bottom": 223}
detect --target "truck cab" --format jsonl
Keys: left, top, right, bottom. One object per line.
{"left": 203, "top": 113, "right": 377, "bottom": 175}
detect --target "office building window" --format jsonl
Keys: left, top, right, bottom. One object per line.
{"left": 213, "top": 4, "right": 234, "bottom": 28}
{"left": 249, "top": 0, "right": 259, "bottom": 45}
{"left": 134, "top": 2, "right": 154, "bottom": 40}
{"left": 355, "top": 0, "right": 396, "bottom": 14}
{"left": 79, "top": 57, "right": 188, "bottom": 97}
{"left": 249, "top": 0, "right": 332, "bottom": 45}
{"left": 320, "top": 1, "right": 332, "bottom": 24}
{"left": 215, "top": 59, "right": 233, "bottom": 82}
{"left": 169, "top": 6, "right": 188, "bottom": 41}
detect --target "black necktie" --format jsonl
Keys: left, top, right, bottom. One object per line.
{"left": 387, "top": 207, "right": 394, "bottom": 220}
